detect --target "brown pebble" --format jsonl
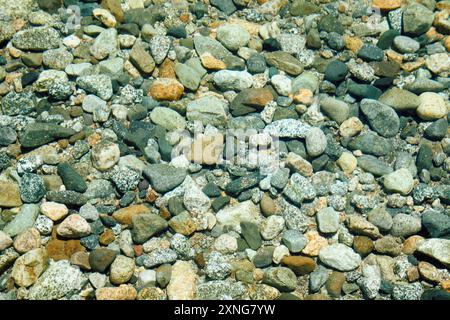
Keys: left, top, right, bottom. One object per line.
{"left": 280, "top": 256, "right": 316, "bottom": 276}
{"left": 325, "top": 271, "right": 346, "bottom": 298}
{"left": 407, "top": 266, "right": 420, "bottom": 282}
{"left": 58, "top": 139, "right": 69, "bottom": 149}
{"left": 99, "top": 229, "right": 116, "bottom": 246}
{"left": 353, "top": 235, "right": 374, "bottom": 256}
{"left": 260, "top": 193, "right": 277, "bottom": 216}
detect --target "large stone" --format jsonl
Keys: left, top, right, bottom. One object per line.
{"left": 378, "top": 87, "right": 419, "bottom": 111}
{"left": 57, "top": 162, "right": 87, "bottom": 193}
{"left": 390, "top": 213, "right": 421, "bottom": 237}
{"left": 216, "top": 24, "right": 250, "bottom": 51}
{"left": 148, "top": 78, "right": 184, "bottom": 101}
{"left": 131, "top": 213, "right": 168, "bottom": 244}
{"left": 174, "top": 63, "right": 201, "bottom": 91}
{"left": 89, "top": 248, "right": 117, "bottom": 273}
{"left": 262, "top": 267, "right": 297, "bottom": 292}
{"left": 320, "top": 96, "right": 349, "bottom": 124}
{"left": 416, "top": 92, "right": 447, "bottom": 121}
{"left": 90, "top": 28, "right": 118, "bottom": 60}
{"left": 129, "top": 39, "right": 155, "bottom": 74}
{"left": 348, "top": 133, "right": 392, "bottom": 157}
{"left": 216, "top": 200, "right": 260, "bottom": 233}
{"left": 12, "top": 27, "right": 60, "bottom": 51}
{"left": 28, "top": 260, "right": 85, "bottom": 300}
{"left": 403, "top": 3, "right": 434, "bottom": 36}
{"left": 194, "top": 35, "right": 231, "bottom": 61}
{"left": 19, "top": 123, "right": 76, "bottom": 148}
{"left": 110, "top": 255, "right": 135, "bottom": 285}
{"left": 91, "top": 141, "right": 120, "bottom": 171}
{"left": 3, "top": 204, "right": 40, "bottom": 237}
{"left": 421, "top": 210, "right": 450, "bottom": 238}
{"left": 12, "top": 248, "right": 49, "bottom": 287}
{"left": 416, "top": 239, "right": 450, "bottom": 267}
{"left": 213, "top": 70, "right": 253, "bottom": 91}
{"left": 76, "top": 75, "right": 113, "bottom": 100}
{"left": 56, "top": 214, "right": 91, "bottom": 238}
{"left": 316, "top": 207, "right": 340, "bottom": 234}
{"left": 96, "top": 284, "right": 137, "bottom": 300}
{"left": 280, "top": 256, "right": 316, "bottom": 276}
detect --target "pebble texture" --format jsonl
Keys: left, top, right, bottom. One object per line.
{"left": 0, "top": 0, "right": 448, "bottom": 302}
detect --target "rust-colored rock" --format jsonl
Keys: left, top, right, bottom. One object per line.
{"left": 280, "top": 256, "right": 316, "bottom": 275}
{"left": 302, "top": 231, "right": 328, "bottom": 257}
{"left": 99, "top": 229, "right": 116, "bottom": 246}
{"left": 159, "top": 59, "right": 176, "bottom": 78}
{"left": 148, "top": 78, "right": 184, "bottom": 101}
{"left": 46, "top": 236, "right": 85, "bottom": 261}
{"left": 353, "top": 236, "right": 374, "bottom": 256}
{"left": 200, "top": 53, "right": 226, "bottom": 70}
{"left": 112, "top": 204, "right": 151, "bottom": 226}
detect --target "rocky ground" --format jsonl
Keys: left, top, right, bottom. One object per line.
{"left": 0, "top": 0, "right": 449, "bottom": 301}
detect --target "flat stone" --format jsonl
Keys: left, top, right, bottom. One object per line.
{"left": 4, "top": 204, "right": 40, "bottom": 237}
{"left": 320, "top": 96, "right": 349, "bottom": 124}
{"left": 143, "top": 164, "right": 187, "bottom": 193}
{"left": 265, "top": 51, "right": 304, "bottom": 76}
{"left": 318, "top": 244, "right": 361, "bottom": 271}
{"left": 416, "top": 238, "right": 450, "bottom": 267}
{"left": 186, "top": 96, "right": 228, "bottom": 127}
{"left": 12, "top": 27, "right": 60, "bottom": 51}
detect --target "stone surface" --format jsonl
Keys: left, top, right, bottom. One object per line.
{"left": 318, "top": 244, "right": 361, "bottom": 271}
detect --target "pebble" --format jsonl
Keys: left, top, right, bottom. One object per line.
{"left": 96, "top": 284, "right": 137, "bottom": 300}
{"left": 167, "top": 261, "right": 197, "bottom": 300}
{"left": 318, "top": 244, "right": 361, "bottom": 272}
{"left": 110, "top": 255, "right": 135, "bottom": 285}
{"left": 12, "top": 248, "right": 48, "bottom": 287}
{"left": 91, "top": 141, "right": 120, "bottom": 171}
{"left": 416, "top": 92, "right": 447, "bottom": 120}
{"left": 89, "top": 248, "right": 117, "bottom": 273}
{"left": 360, "top": 99, "right": 399, "bottom": 138}
{"left": 383, "top": 169, "right": 414, "bottom": 196}
{"left": 393, "top": 36, "right": 420, "bottom": 53}
{"left": 316, "top": 207, "right": 340, "bottom": 234}
{"left": 213, "top": 70, "right": 253, "bottom": 91}
{"left": 390, "top": 214, "right": 422, "bottom": 237}
{"left": 28, "top": 260, "right": 85, "bottom": 300}
{"left": 216, "top": 24, "right": 250, "bottom": 52}
{"left": 0, "top": 0, "right": 448, "bottom": 302}
{"left": 56, "top": 214, "right": 91, "bottom": 238}
{"left": 305, "top": 127, "right": 327, "bottom": 157}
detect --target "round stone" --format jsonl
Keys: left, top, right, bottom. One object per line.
{"left": 416, "top": 92, "right": 447, "bottom": 120}
{"left": 91, "top": 141, "right": 120, "bottom": 171}
{"left": 110, "top": 255, "right": 135, "bottom": 285}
